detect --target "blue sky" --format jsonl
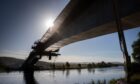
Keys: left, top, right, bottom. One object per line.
{"left": 0, "top": 0, "right": 140, "bottom": 63}
{"left": 57, "top": 28, "right": 140, "bottom": 62}
{"left": 0, "top": 0, "right": 69, "bottom": 56}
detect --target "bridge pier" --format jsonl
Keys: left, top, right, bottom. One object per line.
{"left": 112, "top": 0, "right": 132, "bottom": 83}
{"left": 21, "top": 51, "right": 40, "bottom": 70}
{"left": 21, "top": 39, "right": 60, "bottom": 70}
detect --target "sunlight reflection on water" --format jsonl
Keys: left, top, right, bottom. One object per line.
{"left": 0, "top": 66, "right": 125, "bottom": 84}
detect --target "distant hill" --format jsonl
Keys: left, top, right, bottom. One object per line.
{"left": 0, "top": 57, "right": 51, "bottom": 71}
{"left": 0, "top": 57, "right": 123, "bottom": 71}
{"left": 0, "top": 57, "right": 24, "bottom": 70}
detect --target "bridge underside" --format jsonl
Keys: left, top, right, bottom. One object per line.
{"left": 46, "top": 13, "right": 140, "bottom": 51}
{"left": 22, "top": 0, "right": 140, "bottom": 69}
{"left": 40, "top": 0, "right": 140, "bottom": 51}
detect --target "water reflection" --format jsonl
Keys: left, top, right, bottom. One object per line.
{"left": 77, "top": 69, "right": 81, "bottom": 75}
{"left": 1, "top": 66, "right": 124, "bottom": 84}
{"left": 96, "top": 68, "right": 107, "bottom": 72}
{"left": 62, "top": 69, "right": 65, "bottom": 75}
{"left": 92, "top": 69, "right": 95, "bottom": 73}
{"left": 51, "top": 70, "right": 56, "bottom": 78}
{"left": 87, "top": 68, "right": 92, "bottom": 73}
{"left": 23, "top": 70, "right": 38, "bottom": 84}
{"left": 66, "top": 69, "right": 70, "bottom": 77}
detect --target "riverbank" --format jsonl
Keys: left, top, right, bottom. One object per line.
{"left": 0, "top": 57, "right": 123, "bottom": 71}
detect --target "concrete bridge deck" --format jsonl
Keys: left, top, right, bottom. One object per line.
{"left": 40, "top": 0, "right": 140, "bottom": 52}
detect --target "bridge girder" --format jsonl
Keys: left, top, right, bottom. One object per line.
{"left": 40, "top": 0, "right": 140, "bottom": 51}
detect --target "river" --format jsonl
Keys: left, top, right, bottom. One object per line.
{"left": 0, "top": 66, "right": 125, "bottom": 84}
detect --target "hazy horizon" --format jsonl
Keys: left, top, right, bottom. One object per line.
{"left": 0, "top": 28, "right": 139, "bottom": 63}
{"left": 0, "top": 0, "right": 140, "bottom": 63}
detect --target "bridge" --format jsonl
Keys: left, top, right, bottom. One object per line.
{"left": 22, "top": 0, "right": 140, "bottom": 70}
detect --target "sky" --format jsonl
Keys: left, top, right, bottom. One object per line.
{"left": 0, "top": 0, "right": 140, "bottom": 63}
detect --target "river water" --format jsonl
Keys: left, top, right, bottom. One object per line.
{"left": 0, "top": 66, "right": 125, "bottom": 84}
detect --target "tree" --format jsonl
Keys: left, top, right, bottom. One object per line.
{"left": 132, "top": 32, "right": 140, "bottom": 63}
{"left": 78, "top": 63, "right": 81, "bottom": 68}
{"left": 87, "top": 63, "right": 92, "bottom": 68}
{"left": 92, "top": 62, "right": 96, "bottom": 67}
{"left": 66, "top": 62, "right": 70, "bottom": 68}
{"left": 52, "top": 63, "right": 55, "bottom": 69}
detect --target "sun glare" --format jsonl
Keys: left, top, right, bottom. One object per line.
{"left": 45, "top": 19, "right": 54, "bottom": 28}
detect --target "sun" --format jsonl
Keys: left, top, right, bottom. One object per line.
{"left": 42, "top": 18, "right": 54, "bottom": 31}
{"left": 45, "top": 18, "right": 54, "bottom": 28}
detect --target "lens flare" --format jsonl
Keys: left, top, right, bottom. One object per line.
{"left": 45, "top": 19, "right": 54, "bottom": 28}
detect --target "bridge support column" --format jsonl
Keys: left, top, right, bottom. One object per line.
{"left": 112, "top": 0, "right": 131, "bottom": 83}
{"left": 21, "top": 51, "right": 41, "bottom": 70}
{"left": 21, "top": 49, "right": 60, "bottom": 70}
